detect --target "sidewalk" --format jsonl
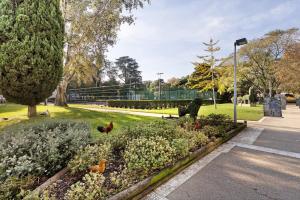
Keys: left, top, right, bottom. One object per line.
{"left": 144, "top": 105, "right": 300, "bottom": 200}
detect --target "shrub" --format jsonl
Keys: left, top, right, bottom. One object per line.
{"left": 176, "top": 117, "right": 195, "bottom": 131}
{"left": 171, "top": 138, "right": 190, "bottom": 158}
{"left": 64, "top": 172, "right": 107, "bottom": 200}
{"left": 121, "top": 120, "right": 180, "bottom": 142}
{"left": 201, "top": 125, "right": 220, "bottom": 138}
{"left": 123, "top": 136, "right": 175, "bottom": 174}
{"left": 0, "top": 120, "right": 90, "bottom": 180}
{"left": 200, "top": 113, "right": 232, "bottom": 127}
{"left": 68, "top": 143, "right": 111, "bottom": 174}
{"left": 189, "top": 131, "right": 209, "bottom": 149}
{"left": 109, "top": 167, "right": 137, "bottom": 193}
{"left": 0, "top": 176, "right": 35, "bottom": 200}
{"left": 107, "top": 100, "right": 192, "bottom": 109}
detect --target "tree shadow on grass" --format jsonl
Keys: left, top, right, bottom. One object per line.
{"left": 53, "top": 107, "right": 155, "bottom": 140}
{"left": 0, "top": 104, "right": 27, "bottom": 117}
{"left": 0, "top": 105, "right": 156, "bottom": 141}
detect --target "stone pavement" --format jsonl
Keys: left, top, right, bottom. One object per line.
{"left": 144, "top": 105, "right": 300, "bottom": 200}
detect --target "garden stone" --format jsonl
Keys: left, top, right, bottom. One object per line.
{"left": 263, "top": 97, "right": 282, "bottom": 117}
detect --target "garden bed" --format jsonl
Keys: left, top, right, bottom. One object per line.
{"left": 0, "top": 120, "right": 91, "bottom": 200}
{"left": 109, "top": 122, "right": 246, "bottom": 200}
{"left": 28, "top": 115, "right": 246, "bottom": 200}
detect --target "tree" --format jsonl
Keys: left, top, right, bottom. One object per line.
{"left": 195, "top": 38, "right": 221, "bottom": 108}
{"left": 0, "top": 0, "right": 64, "bottom": 117}
{"left": 187, "top": 63, "right": 216, "bottom": 91}
{"left": 239, "top": 28, "right": 299, "bottom": 97}
{"left": 167, "top": 77, "right": 179, "bottom": 88}
{"left": 115, "top": 56, "right": 142, "bottom": 86}
{"left": 55, "top": 0, "right": 149, "bottom": 106}
{"left": 275, "top": 42, "right": 300, "bottom": 93}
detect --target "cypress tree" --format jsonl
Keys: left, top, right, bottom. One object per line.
{"left": 0, "top": 0, "right": 64, "bottom": 117}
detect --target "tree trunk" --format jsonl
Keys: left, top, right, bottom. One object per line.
{"left": 28, "top": 105, "right": 37, "bottom": 118}
{"left": 55, "top": 81, "right": 68, "bottom": 107}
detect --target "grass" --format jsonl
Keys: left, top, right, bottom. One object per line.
{"left": 0, "top": 104, "right": 155, "bottom": 140}
{"left": 70, "top": 103, "right": 263, "bottom": 121}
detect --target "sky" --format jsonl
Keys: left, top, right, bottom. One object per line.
{"left": 107, "top": 0, "right": 300, "bottom": 81}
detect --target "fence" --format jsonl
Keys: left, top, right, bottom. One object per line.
{"left": 67, "top": 84, "right": 216, "bottom": 103}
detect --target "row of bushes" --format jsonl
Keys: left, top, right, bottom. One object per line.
{"left": 107, "top": 100, "right": 192, "bottom": 109}
{"left": 106, "top": 99, "right": 218, "bottom": 109}
{"left": 0, "top": 120, "right": 91, "bottom": 199}
{"left": 37, "top": 115, "right": 235, "bottom": 199}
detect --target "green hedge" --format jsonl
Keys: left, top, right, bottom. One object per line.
{"left": 106, "top": 100, "right": 219, "bottom": 109}
{"left": 107, "top": 100, "right": 191, "bottom": 109}
{"left": 106, "top": 100, "right": 192, "bottom": 109}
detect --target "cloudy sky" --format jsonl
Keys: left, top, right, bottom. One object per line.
{"left": 107, "top": 0, "right": 300, "bottom": 81}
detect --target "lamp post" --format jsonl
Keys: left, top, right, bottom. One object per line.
{"left": 157, "top": 72, "right": 164, "bottom": 100}
{"left": 234, "top": 38, "right": 247, "bottom": 124}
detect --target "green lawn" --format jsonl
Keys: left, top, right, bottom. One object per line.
{"left": 0, "top": 104, "right": 155, "bottom": 140}
{"left": 70, "top": 103, "right": 263, "bottom": 121}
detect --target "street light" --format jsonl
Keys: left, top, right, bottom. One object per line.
{"left": 157, "top": 72, "right": 164, "bottom": 100}
{"left": 234, "top": 38, "right": 247, "bottom": 124}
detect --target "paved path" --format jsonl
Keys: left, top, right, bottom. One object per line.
{"left": 144, "top": 105, "right": 300, "bottom": 200}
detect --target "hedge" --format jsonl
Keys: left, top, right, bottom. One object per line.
{"left": 106, "top": 100, "right": 218, "bottom": 109}
{"left": 106, "top": 100, "right": 189, "bottom": 109}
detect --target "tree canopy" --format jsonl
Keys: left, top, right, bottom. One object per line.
{"left": 0, "top": 0, "right": 64, "bottom": 117}
{"left": 115, "top": 56, "right": 142, "bottom": 85}
{"left": 239, "top": 28, "right": 299, "bottom": 97}
{"left": 55, "top": 0, "right": 149, "bottom": 106}
{"left": 187, "top": 63, "right": 216, "bottom": 91}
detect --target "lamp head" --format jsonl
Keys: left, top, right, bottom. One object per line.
{"left": 235, "top": 38, "right": 248, "bottom": 46}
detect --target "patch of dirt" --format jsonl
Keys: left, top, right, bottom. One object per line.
{"left": 47, "top": 171, "right": 86, "bottom": 200}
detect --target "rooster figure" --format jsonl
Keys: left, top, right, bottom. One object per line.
{"left": 97, "top": 122, "right": 113, "bottom": 134}
{"left": 89, "top": 159, "right": 107, "bottom": 174}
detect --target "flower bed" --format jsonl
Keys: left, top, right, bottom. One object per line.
{"left": 0, "top": 120, "right": 91, "bottom": 199}
{"left": 28, "top": 114, "right": 245, "bottom": 200}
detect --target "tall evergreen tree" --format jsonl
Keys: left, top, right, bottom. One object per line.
{"left": 115, "top": 56, "right": 142, "bottom": 85}
{"left": 0, "top": 0, "right": 64, "bottom": 117}
{"left": 198, "top": 38, "right": 221, "bottom": 109}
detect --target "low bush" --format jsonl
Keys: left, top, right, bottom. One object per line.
{"left": 123, "top": 136, "right": 175, "bottom": 175}
{"left": 107, "top": 100, "right": 192, "bottom": 109}
{"left": 171, "top": 138, "right": 190, "bottom": 158}
{"left": 109, "top": 167, "right": 137, "bottom": 193}
{"left": 120, "top": 120, "right": 184, "bottom": 142}
{"left": 64, "top": 172, "right": 107, "bottom": 200}
{"left": 67, "top": 143, "right": 111, "bottom": 174}
{"left": 189, "top": 131, "right": 209, "bottom": 149}
{"left": 176, "top": 117, "right": 195, "bottom": 131}
{"left": 200, "top": 113, "right": 232, "bottom": 127}
{"left": 201, "top": 125, "right": 220, "bottom": 138}
{"left": 0, "top": 176, "right": 35, "bottom": 200}
{"left": 0, "top": 120, "right": 90, "bottom": 180}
